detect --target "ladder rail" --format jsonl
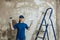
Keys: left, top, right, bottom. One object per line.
{"left": 45, "top": 20, "right": 49, "bottom": 40}
{"left": 47, "top": 31, "right": 49, "bottom": 40}
{"left": 35, "top": 8, "right": 56, "bottom": 40}
{"left": 43, "top": 24, "right": 48, "bottom": 40}
{"left": 49, "top": 8, "right": 56, "bottom": 40}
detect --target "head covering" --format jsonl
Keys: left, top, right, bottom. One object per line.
{"left": 19, "top": 15, "right": 24, "bottom": 18}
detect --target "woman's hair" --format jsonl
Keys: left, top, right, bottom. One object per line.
{"left": 19, "top": 19, "right": 21, "bottom": 23}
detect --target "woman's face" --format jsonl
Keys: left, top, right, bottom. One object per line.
{"left": 19, "top": 18, "right": 24, "bottom": 22}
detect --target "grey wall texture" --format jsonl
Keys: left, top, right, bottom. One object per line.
{"left": 0, "top": 0, "right": 59, "bottom": 40}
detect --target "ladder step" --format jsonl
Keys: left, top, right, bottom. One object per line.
{"left": 40, "top": 31, "right": 45, "bottom": 32}
{"left": 42, "top": 25, "right": 46, "bottom": 26}
{"left": 42, "top": 25, "right": 52, "bottom": 26}
{"left": 35, "top": 30, "right": 45, "bottom": 34}
{"left": 37, "top": 36, "right": 43, "bottom": 39}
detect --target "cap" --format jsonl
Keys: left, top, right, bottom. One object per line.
{"left": 19, "top": 15, "right": 24, "bottom": 18}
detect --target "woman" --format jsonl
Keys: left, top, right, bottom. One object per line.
{"left": 10, "top": 15, "right": 32, "bottom": 40}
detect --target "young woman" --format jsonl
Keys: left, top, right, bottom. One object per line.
{"left": 10, "top": 15, "right": 32, "bottom": 40}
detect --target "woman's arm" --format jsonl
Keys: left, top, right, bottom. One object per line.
{"left": 9, "top": 17, "right": 14, "bottom": 30}
{"left": 10, "top": 22, "right": 14, "bottom": 30}
{"left": 28, "top": 20, "right": 33, "bottom": 30}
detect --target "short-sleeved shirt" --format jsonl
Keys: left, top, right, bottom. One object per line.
{"left": 13, "top": 22, "right": 29, "bottom": 39}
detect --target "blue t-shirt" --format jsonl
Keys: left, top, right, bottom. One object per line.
{"left": 13, "top": 22, "right": 29, "bottom": 39}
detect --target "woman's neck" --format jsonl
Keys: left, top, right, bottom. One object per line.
{"left": 19, "top": 21, "right": 24, "bottom": 23}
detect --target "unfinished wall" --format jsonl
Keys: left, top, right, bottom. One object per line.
{"left": 0, "top": 0, "right": 56, "bottom": 40}
{"left": 56, "top": 0, "right": 60, "bottom": 40}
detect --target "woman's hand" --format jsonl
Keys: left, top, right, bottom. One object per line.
{"left": 28, "top": 20, "right": 33, "bottom": 30}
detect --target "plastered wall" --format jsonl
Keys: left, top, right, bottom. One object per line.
{"left": 0, "top": 0, "right": 56, "bottom": 40}
{"left": 56, "top": 0, "right": 60, "bottom": 40}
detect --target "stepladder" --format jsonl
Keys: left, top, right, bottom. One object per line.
{"left": 31, "top": 8, "right": 56, "bottom": 40}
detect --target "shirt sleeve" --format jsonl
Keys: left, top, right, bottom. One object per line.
{"left": 13, "top": 23, "right": 18, "bottom": 30}
{"left": 25, "top": 24, "right": 29, "bottom": 29}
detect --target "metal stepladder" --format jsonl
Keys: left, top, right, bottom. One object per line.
{"left": 35, "top": 8, "right": 56, "bottom": 40}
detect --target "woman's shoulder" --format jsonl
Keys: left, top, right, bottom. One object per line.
{"left": 23, "top": 22, "right": 27, "bottom": 25}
